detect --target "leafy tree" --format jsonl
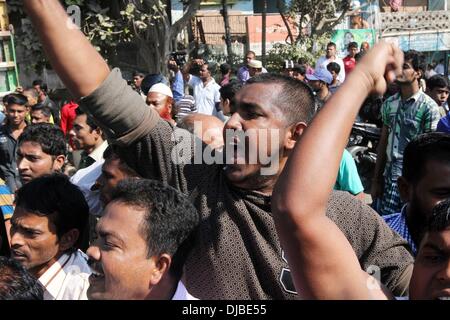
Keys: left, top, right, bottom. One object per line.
{"left": 8, "top": 0, "right": 201, "bottom": 75}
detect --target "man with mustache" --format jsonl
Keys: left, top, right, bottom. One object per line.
{"left": 10, "top": 174, "right": 90, "bottom": 300}
{"left": 23, "top": 0, "right": 414, "bottom": 299}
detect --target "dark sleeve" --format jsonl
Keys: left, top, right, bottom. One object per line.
{"left": 79, "top": 68, "right": 160, "bottom": 146}
{"left": 326, "top": 191, "right": 414, "bottom": 297}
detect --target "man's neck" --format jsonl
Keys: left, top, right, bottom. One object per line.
{"left": 202, "top": 77, "right": 212, "bottom": 85}
{"left": 30, "top": 252, "right": 65, "bottom": 279}
{"left": 326, "top": 55, "right": 335, "bottom": 61}
{"left": 8, "top": 121, "right": 27, "bottom": 131}
{"left": 147, "top": 272, "right": 179, "bottom": 300}
{"left": 85, "top": 139, "right": 104, "bottom": 156}
{"left": 404, "top": 204, "right": 423, "bottom": 249}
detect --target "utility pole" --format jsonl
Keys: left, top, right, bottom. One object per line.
{"left": 261, "top": 0, "right": 267, "bottom": 64}
{"left": 221, "top": 0, "right": 233, "bottom": 64}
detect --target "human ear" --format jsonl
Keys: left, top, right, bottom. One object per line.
{"left": 59, "top": 229, "right": 80, "bottom": 251}
{"left": 284, "top": 122, "right": 307, "bottom": 150}
{"left": 149, "top": 254, "right": 172, "bottom": 286}
{"left": 52, "top": 155, "right": 66, "bottom": 171}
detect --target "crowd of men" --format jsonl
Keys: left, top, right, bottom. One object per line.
{"left": 0, "top": 0, "right": 449, "bottom": 300}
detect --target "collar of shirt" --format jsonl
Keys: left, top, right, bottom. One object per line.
{"left": 171, "top": 281, "right": 198, "bottom": 300}
{"left": 401, "top": 89, "right": 422, "bottom": 104}
{"left": 38, "top": 250, "right": 91, "bottom": 300}
{"left": 88, "top": 140, "right": 109, "bottom": 163}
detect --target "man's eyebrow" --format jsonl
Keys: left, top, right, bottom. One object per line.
{"left": 421, "top": 242, "right": 447, "bottom": 254}
{"left": 238, "top": 101, "right": 263, "bottom": 111}
{"left": 97, "top": 228, "right": 125, "bottom": 246}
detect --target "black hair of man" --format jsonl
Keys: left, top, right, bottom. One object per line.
{"left": 426, "top": 74, "right": 449, "bottom": 91}
{"left": 32, "top": 79, "right": 48, "bottom": 93}
{"left": 327, "top": 42, "right": 337, "bottom": 49}
{"left": 404, "top": 50, "right": 426, "bottom": 74}
{"left": 355, "top": 51, "right": 366, "bottom": 62}
{"left": 2, "top": 94, "right": 10, "bottom": 105}
{"left": 220, "top": 63, "right": 231, "bottom": 76}
{"left": 6, "top": 93, "right": 28, "bottom": 107}
{"left": 427, "top": 198, "right": 450, "bottom": 232}
{"left": 402, "top": 132, "right": 450, "bottom": 185}
{"left": 31, "top": 103, "right": 52, "bottom": 118}
{"left": 15, "top": 174, "right": 89, "bottom": 250}
{"left": 75, "top": 107, "right": 99, "bottom": 131}
{"left": 246, "top": 73, "right": 316, "bottom": 125}
{"left": 109, "top": 179, "right": 199, "bottom": 280}
{"left": 103, "top": 144, "right": 140, "bottom": 178}
{"left": 18, "top": 123, "right": 67, "bottom": 157}
{"left": 219, "top": 80, "right": 242, "bottom": 103}
{"left": 348, "top": 41, "right": 358, "bottom": 50}
{"left": 0, "top": 256, "right": 44, "bottom": 300}
{"left": 327, "top": 62, "right": 341, "bottom": 74}
{"left": 132, "top": 71, "right": 145, "bottom": 78}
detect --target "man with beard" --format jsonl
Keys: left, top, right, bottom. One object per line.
{"left": 372, "top": 50, "right": 441, "bottom": 216}
{"left": 383, "top": 132, "right": 450, "bottom": 256}
{"left": 306, "top": 68, "right": 333, "bottom": 109}
{"left": 23, "top": 0, "right": 414, "bottom": 299}
{"left": 146, "top": 83, "right": 176, "bottom": 126}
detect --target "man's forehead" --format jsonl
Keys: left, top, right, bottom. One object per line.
{"left": 422, "top": 229, "right": 450, "bottom": 250}
{"left": 19, "top": 141, "right": 44, "bottom": 153}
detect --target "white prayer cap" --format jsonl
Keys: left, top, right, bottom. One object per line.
{"left": 148, "top": 83, "right": 173, "bottom": 98}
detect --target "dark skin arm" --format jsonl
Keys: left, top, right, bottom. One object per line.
{"left": 23, "top": 0, "right": 110, "bottom": 99}
{"left": 271, "top": 42, "right": 403, "bottom": 299}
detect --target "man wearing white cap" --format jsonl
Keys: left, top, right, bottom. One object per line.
{"left": 248, "top": 60, "right": 263, "bottom": 79}
{"left": 146, "top": 83, "right": 176, "bottom": 126}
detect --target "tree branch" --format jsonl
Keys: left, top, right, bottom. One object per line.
{"left": 170, "top": 0, "right": 201, "bottom": 40}
{"left": 277, "top": 0, "right": 294, "bottom": 44}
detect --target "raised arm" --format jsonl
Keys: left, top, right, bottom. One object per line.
{"left": 271, "top": 42, "right": 403, "bottom": 299}
{"left": 23, "top": 0, "right": 109, "bottom": 98}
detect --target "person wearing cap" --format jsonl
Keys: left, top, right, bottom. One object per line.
{"left": 315, "top": 42, "right": 346, "bottom": 83}
{"left": 237, "top": 51, "right": 268, "bottom": 84}
{"left": 248, "top": 59, "right": 263, "bottom": 78}
{"left": 306, "top": 69, "right": 333, "bottom": 108}
{"left": 146, "top": 83, "right": 176, "bottom": 126}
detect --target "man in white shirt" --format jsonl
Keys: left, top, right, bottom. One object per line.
{"left": 87, "top": 179, "right": 199, "bottom": 300}
{"left": 69, "top": 108, "right": 108, "bottom": 169}
{"left": 183, "top": 59, "right": 221, "bottom": 117}
{"left": 315, "top": 42, "right": 346, "bottom": 83}
{"left": 9, "top": 174, "right": 91, "bottom": 300}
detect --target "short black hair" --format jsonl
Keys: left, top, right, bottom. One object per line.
{"left": 31, "top": 103, "right": 52, "bottom": 118}
{"left": 103, "top": 145, "right": 140, "bottom": 178}
{"left": 427, "top": 198, "right": 450, "bottom": 232}
{"left": 110, "top": 179, "right": 199, "bottom": 280}
{"left": 132, "top": 71, "right": 145, "bottom": 78}
{"left": 6, "top": 94, "right": 28, "bottom": 107}
{"left": 348, "top": 41, "right": 358, "bottom": 50}
{"left": 15, "top": 174, "right": 89, "bottom": 249}
{"left": 427, "top": 74, "right": 449, "bottom": 91}
{"left": 219, "top": 80, "right": 242, "bottom": 102}
{"left": 32, "top": 79, "right": 48, "bottom": 93}
{"left": 327, "top": 62, "right": 341, "bottom": 74}
{"left": 402, "top": 132, "right": 450, "bottom": 184}
{"left": 0, "top": 256, "right": 44, "bottom": 300}
{"left": 246, "top": 73, "right": 316, "bottom": 125}
{"left": 18, "top": 123, "right": 67, "bottom": 157}
{"left": 75, "top": 107, "right": 99, "bottom": 131}
{"left": 220, "top": 63, "right": 231, "bottom": 75}
{"left": 327, "top": 42, "right": 337, "bottom": 48}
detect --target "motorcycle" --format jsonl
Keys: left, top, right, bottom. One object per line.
{"left": 346, "top": 122, "right": 381, "bottom": 193}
